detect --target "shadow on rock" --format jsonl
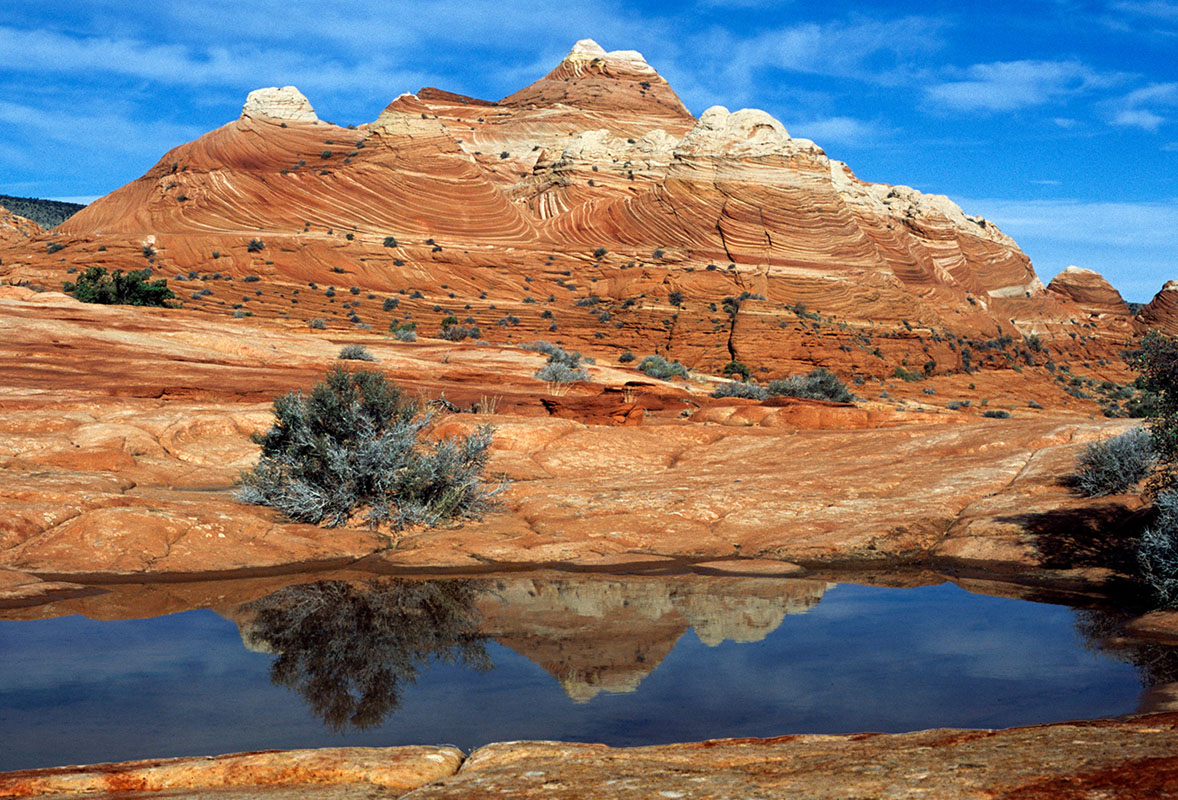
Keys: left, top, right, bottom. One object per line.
{"left": 242, "top": 578, "right": 491, "bottom": 731}
{"left": 1001, "top": 504, "right": 1152, "bottom": 576}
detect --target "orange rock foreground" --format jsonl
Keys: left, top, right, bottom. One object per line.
{"left": 3, "top": 714, "right": 1177, "bottom": 798}
{"left": 0, "top": 285, "right": 1149, "bottom": 608}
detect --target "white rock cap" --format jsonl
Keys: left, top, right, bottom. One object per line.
{"left": 676, "top": 106, "right": 793, "bottom": 158}
{"left": 241, "top": 86, "right": 318, "bottom": 122}
{"left": 565, "top": 39, "right": 655, "bottom": 74}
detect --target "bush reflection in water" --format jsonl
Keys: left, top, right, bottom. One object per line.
{"left": 244, "top": 579, "right": 491, "bottom": 731}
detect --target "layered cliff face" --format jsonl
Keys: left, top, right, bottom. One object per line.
{"left": 1138, "top": 281, "right": 1178, "bottom": 336}
{"left": 0, "top": 40, "right": 1143, "bottom": 396}
{"left": 0, "top": 205, "right": 43, "bottom": 245}
{"left": 1047, "top": 266, "right": 1130, "bottom": 317}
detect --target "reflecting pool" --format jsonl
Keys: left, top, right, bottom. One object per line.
{"left": 2, "top": 577, "right": 1174, "bottom": 771}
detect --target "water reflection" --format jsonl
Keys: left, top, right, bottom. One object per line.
{"left": 241, "top": 579, "right": 490, "bottom": 730}
{"left": 1074, "top": 606, "right": 1178, "bottom": 712}
{"left": 476, "top": 577, "right": 831, "bottom": 702}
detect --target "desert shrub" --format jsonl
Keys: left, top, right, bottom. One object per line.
{"left": 1139, "top": 490, "right": 1178, "bottom": 607}
{"left": 982, "top": 410, "right": 1011, "bottom": 419}
{"left": 535, "top": 361, "right": 589, "bottom": 382}
{"left": 946, "top": 400, "right": 970, "bottom": 410}
{"left": 618, "top": 350, "right": 636, "bottom": 364}
{"left": 243, "top": 275, "right": 260, "bottom": 283}
{"left": 393, "top": 328, "right": 417, "bottom": 342}
{"left": 1073, "top": 428, "right": 1155, "bottom": 497}
{"left": 383, "top": 236, "right": 397, "bottom": 247}
{"left": 712, "top": 381, "right": 767, "bottom": 400}
{"left": 339, "top": 344, "right": 376, "bottom": 361}
{"left": 527, "top": 342, "right": 589, "bottom": 382}
{"left": 593, "top": 247, "right": 607, "bottom": 258}
{"left": 383, "top": 297, "right": 400, "bottom": 312}
{"left": 440, "top": 325, "right": 480, "bottom": 341}
{"left": 722, "top": 360, "right": 751, "bottom": 381}
{"left": 63, "top": 266, "right": 175, "bottom": 307}
{"left": 308, "top": 318, "right": 326, "bottom": 329}
{"left": 767, "top": 369, "right": 853, "bottom": 403}
{"left": 247, "top": 238, "right": 265, "bottom": 252}
{"left": 237, "top": 366, "right": 502, "bottom": 530}
{"left": 637, "top": 354, "right": 688, "bottom": 381}
{"left": 668, "top": 290, "right": 684, "bottom": 307}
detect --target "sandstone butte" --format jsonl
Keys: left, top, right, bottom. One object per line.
{"left": 2, "top": 38, "right": 1178, "bottom": 795}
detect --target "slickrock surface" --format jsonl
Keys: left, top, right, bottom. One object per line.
{"left": 1047, "top": 265, "right": 1131, "bottom": 317}
{"left": 4, "top": 716, "right": 1176, "bottom": 799}
{"left": 0, "top": 287, "right": 1145, "bottom": 590}
{"left": 407, "top": 715, "right": 1178, "bottom": 799}
{"left": 0, "top": 41, "right": 1144, "bottom": 389}
{"left": 1139, "top": 280, "right": 1178, "bottom": 336}
{"left": 0, "top": 746, "right": 463, "bottom": 799}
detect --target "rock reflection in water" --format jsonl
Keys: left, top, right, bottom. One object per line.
{"left": 477, "top": 576, "right": 832, "bottom": 702}
{"left": 241, "top": 579, "right": 490, "bottom": 731}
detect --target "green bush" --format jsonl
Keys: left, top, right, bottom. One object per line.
{"left": 767, "top": 369, "right": 853, "bottom": 403}
{"left": 982, "top": 409, "right": 1011, "bottom": 419}
{"left": 63, "top": 266, "right": 175, "bottom": 307}
{"left": 238, "top": 366, "right": 502, "bottom": 530}
{"left": 722, "top": 360, "right": 751, "bottom": 381}
{"left": 247, "top": 238, "right": 265, "bottom": 252}
{"left": 637, "top": 354, "right": 688, "bottom": 381}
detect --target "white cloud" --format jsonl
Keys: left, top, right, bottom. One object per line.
{"left": 1113, "top": 108, "right": 1166, "bottom": 130}
{"left": 924, "top": 60, "right": 1113, "bottom": 113}
{"left": 0, "top": 101, "right": 201, "bottom": 156}
{"left": 1110, "top": 0, "right": 1178, "bottom": 21}
{"left": 788, "top": 116, "right": 884, "bottom": 147}
{"left": 1029, "top": 179, "right": 1062, "bottom": 185}
{"left": 1108, "top": 81, "right": 1178, "bottom": 131}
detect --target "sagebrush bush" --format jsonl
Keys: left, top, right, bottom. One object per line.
{"left": 238, "top": 366, "right": 503, "bottom": 530}
{"left": 393, "top": 328, "right": 417, "bottom": 342}
{"left": 767, "top": 369, "right": 853, "bottom": 403}
{"left": 440, "top": 325, "right": 480, "bottom": 341}
{"left": 1073, "top": 427, "right": 1155, "bottom": 497}
{"left": 339, "top": 344, "right": 376, "bottom": 361}
{"left": 1139, "top": 489, "right": 1178, "bottom": 607}
{"left": 712, "top": 381, "right": 768, "bottom": 400}
{"left": 982, "top": 409, "right": 1011, "bottom": 419}
{"left": 307, "top": 318, "right": 326, "bottom": 330}
{"left": 527, "top": 341, "right": 589, "bottom": 382}
{"left": 638, "top": 354, "right": 688, "bottom": 381}
{"left": 535, "top": 361, "right": 589, "bottom": 382}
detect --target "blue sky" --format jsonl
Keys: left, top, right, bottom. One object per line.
{"left": 2, "top": 0, "right": 1175, "bottom": 300}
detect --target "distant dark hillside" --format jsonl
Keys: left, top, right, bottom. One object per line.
{"left": 0, "top": 194, "right": 86, "bottom": 229}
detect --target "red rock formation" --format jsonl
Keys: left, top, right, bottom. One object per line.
{"left": 1047, "top": 265, "right": 1130, "bottom": 316}
{"left": 0, "top": 205, "right": 42, "bottom": 245}
{"left": 1138, "top": 280, "right": 1178, "bottom": 336}
{"left": 0, "top": 40, "right": 1142, "bottom": 400}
